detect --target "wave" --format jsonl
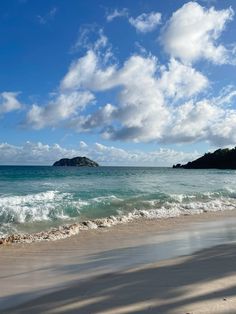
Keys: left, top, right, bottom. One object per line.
{"left": 0, "top": 190, "right": 87, "bottom": 225}
{"left": 1, "top": 188, "right": 235, "bottom": 226}
{"left": 138, "top": 197, "right": 236, "bottom": 218}
{"left": 0, "top": 191, "right": 124, "bottom": 231}
{"left": 91, "top": 195, "right": 123, "bottom": 203}
{"left": 1, "top": 194, "right": 236, "bottom": 245}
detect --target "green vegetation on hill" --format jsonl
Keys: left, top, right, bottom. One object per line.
{"left": 173, "top": 148, "right": 236, "bottom": 169}
{"left": 53, "top": 156, "right": 99, "bottom": 167}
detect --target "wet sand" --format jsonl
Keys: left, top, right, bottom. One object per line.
{"left": 1, "top": 210, "right": 236, "bottom": 313}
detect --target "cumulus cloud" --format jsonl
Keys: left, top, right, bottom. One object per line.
{"left": 61, "top": 47, "right": 212, "bottom": 143}
{"left": 159, "top": 90, "right": 236, "bottom": 146}
{"left": 106, "top": 8, "right": 128, "bottom": 22}
{"left": 24, "top": 3, "right": 236, "bottom": 147}
{"left": 70, "top": 103, "right": 116, "bottom": 132}
{"left": 26, "top": 31, "right": 236, "bottom": 146}
{"left": 164, "top": 100, "right": 223, "bottom": 143}
{"left": 78, "top": 52, "right": 236, "bottom": 145}
{"left": 63, "top": 53, "right": 168, "bottom": 141}
{"left": 158, "top": 58, "right": 209, "bottom": 100}
{"left": 129, "top": 12, "right": 162, "bottom": 33}
{"left": 26, "top": 91, "right": 94, "bottom": 129}
{"left": 0, "top": 92, "right": 22, "bottom": 115}
{"left": 61, "top": 50, "right": 117, "bottom": 91}
{"left": 161, "top": 1, "right": 235, "bottom": 64}
{"left": 0, "top": 141, "right": 200, "bottom": 166}
{"left": 26, "top": 29, "right": 113, "bottom": 130}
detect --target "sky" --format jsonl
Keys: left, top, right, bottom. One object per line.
{"left": 0, "top": 0, "right": 236, "bottom": 166}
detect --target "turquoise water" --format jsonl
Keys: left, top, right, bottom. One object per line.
{"left": 1, "top": 166, "right": 236, "bottom": 236}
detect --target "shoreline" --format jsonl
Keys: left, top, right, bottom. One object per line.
{"left": 1, "top": 206, "right": 236, "bottom": 246}
{"left": 1, "top": 210, "right": 236, "bottom": 312}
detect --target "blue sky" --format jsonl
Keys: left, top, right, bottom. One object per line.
{"left": 0, "top": 0, "right": 236, "bottom": 165}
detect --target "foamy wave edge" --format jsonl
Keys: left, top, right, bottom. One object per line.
{"left": 1, "top": 200, "right": 236, "bottom": 245}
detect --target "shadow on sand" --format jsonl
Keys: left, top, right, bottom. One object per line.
{"left": 2, "top": 243, "right": 236, "bottom": 314}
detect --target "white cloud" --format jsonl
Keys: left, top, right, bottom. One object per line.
{"left": 158, "top": 58, "right": 209, "bottom": 99}
{"left": 70, "top": 103, "right": 116, "bottom": 131}
{"left": 27, "top": 29, "right": 111, "bottom": 130}
{"left": 27, "top": 91, "right": 94, "bottom": 129}
{"left": 62, "top": 49, "right": 211, "bottom": 143}
{"left": 106, "top": 8, "right": 128, "bottom": 22}
{"left": 75, "top": 51, "right": 236, "bottom": 146}
{"left": 92, "top": 143, "right": 197, "bottom": 166}
{"left": 73, "top": 27, "right": 109, "bottom": 53}
{"left": 0, "top": 142, "right": 78, "bottom": 165}
{"left": 213, "top": 86, "right": 236, "bottom": 106}
{"left": 61, "top": 50, "right": 117, "bottom": 91}
{"left": 208, "top": 110, "right": 236, "bottom": 146}
{"left": 160, "top": 91, "right": 236, "bottom": 146}
{"left": 0, "top": 141, "right": 200, "bottom": 166}
{"left": 129, "top": 12, "right": 161, "bottom": 33}
{"left": 25, "top": 10, "right": 236, "bottom": 147}
{"left": 79, "top": 141, "right": 88, "bottom": 149}
{"left": 164, "top": 100, "right": 223, "bottom": 143}
{"left": 26, "top": 36, "right": 236, "bottom": 146}
{"left": 0, "top": 92, "right": 22, "bottom": 115}
{"left": 161, "top": 1, "right": 234, "bottom": 64}
{"left": 63, "top": 53, "right": 169, "bottom": 141}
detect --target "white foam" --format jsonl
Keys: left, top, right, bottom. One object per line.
{"left": 91, "top": 195, "right": 123, "bottom": 203}
{"left": 225, "top": 187, "right": 235, "bottom": 193}
{"left": 170, "top": 194, "right": 196, "bottom": 202}
{"left": 1, "top": 194, "right": 236, "bottom": 245}
{"left": 0, "top": 191, "right": 75, "bottom": 224}
{"left": 139, "top": 197, "right": 236, "bottom": 219}
{"left": 0, "top": 223, "right": 18, "bottom": 238}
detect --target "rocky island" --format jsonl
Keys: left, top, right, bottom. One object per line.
{"left": 53, "top": 156, "right": 99, "bottom": 167}
{"left": 173, "top": 147, "right": 236, "bottom": 169}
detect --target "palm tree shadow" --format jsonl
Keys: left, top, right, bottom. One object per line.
{"left": 3, "top": 242, "right": 236, "bottom": 314}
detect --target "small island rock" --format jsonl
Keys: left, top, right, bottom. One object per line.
{"left": 53, "top": 156, "right": 99, "bottom": 167}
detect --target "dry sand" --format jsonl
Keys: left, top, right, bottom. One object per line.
{"left": 1, "top": 211, "right": 236, "bottom": 313}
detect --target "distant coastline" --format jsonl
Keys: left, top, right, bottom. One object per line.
{"left": 173, "top": 148, "right": 236, "bottom": 169}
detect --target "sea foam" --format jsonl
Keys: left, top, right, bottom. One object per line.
{"left": 1, "top": 195, "right": 236, "bottom": 245}
{"left": 0, "top": 190, "right": 85, "bottom": 224}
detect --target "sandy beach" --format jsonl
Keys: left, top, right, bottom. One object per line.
{"left": 2, "top": 0, "right": 236, "bottom": 313}
{"left": 1, "top": 211, "right": 236, "bottom": 314}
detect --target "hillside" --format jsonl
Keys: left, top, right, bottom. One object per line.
{"left": 173, "top": 148, "right": 236, "bottom": 169}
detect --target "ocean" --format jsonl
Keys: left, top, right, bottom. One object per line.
{"left": 1, "top": 166, "right": 236, "bottom": 238}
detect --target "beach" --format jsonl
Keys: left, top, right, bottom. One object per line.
{"left": 1, "top": 210, "right": 236, "bottom": 314}
{"left": 1, "top": 0, "right": 236, "bottom": 312}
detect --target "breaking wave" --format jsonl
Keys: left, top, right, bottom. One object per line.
{"left": 1, "top": 189, "right": 236, "bottom": 243}
{"left": 0, "top": 191, "right": 86, "bottom": 225}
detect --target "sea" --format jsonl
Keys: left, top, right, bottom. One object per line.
{"left": 1, "top": 166, "right": 236, "bottom": 238}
